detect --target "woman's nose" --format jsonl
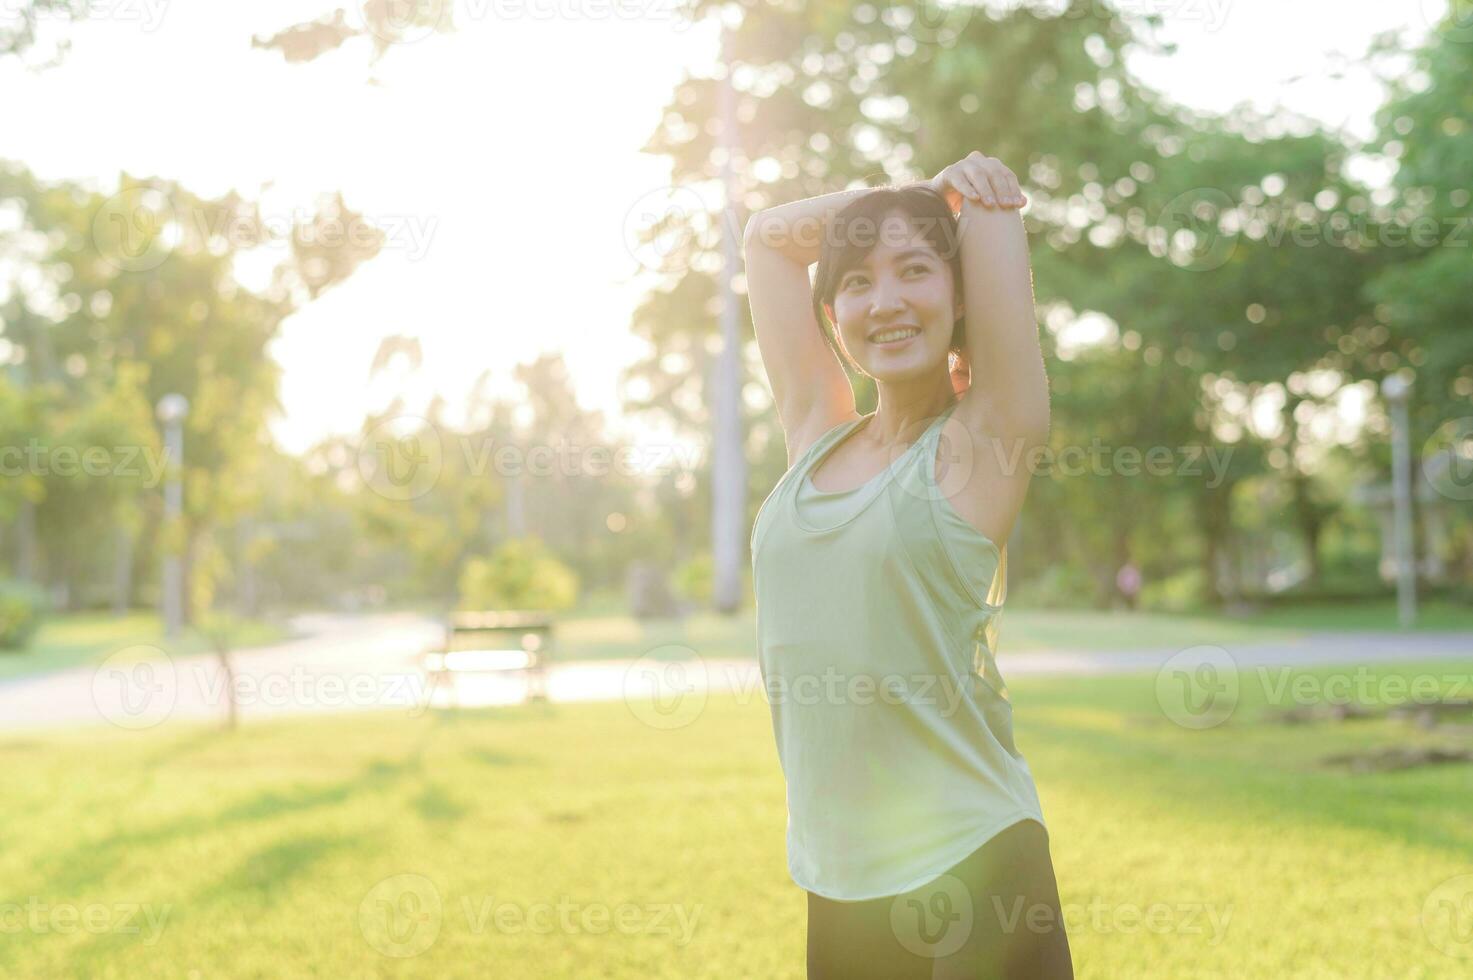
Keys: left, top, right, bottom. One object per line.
{"left": 870, "top": 280, "right": 905, "bottom": 317}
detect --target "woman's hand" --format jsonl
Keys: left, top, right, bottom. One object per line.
{"left": 926, "top": 152, "right": 1027, "bottom": 213}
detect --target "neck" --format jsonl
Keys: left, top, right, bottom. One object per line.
{"left": 864, "top": 384, "right": 958, "bottom": 448}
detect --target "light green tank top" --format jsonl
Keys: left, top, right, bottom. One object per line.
{"left": 750, "top": 399, "right": 1045, "bottom": 901}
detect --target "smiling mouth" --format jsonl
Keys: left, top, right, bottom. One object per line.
{"left": 870, "top": 326, "right": 921, "bottom": 345}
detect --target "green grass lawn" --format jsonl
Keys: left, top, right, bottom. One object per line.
{"left": 551, "top": 599, "right": 1473, "bottom": 664}
{"left": 5, "top": 599, "right": 1469, "bottom": 692}
{"left": 2, "top": 660, "right": 1470, "bottom": 977}
{"left": 995, "top": 598, "right": 1473, "bottom": 650}
{"left": 0, "top": 612, "right": 294, "bottom": 683}
{"left": 1208, "top": 597, "right": 1473, "bottom": 632}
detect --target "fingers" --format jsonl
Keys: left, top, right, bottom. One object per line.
{"left": 975, "top": 161, "right": 1004, "bottom": 207}
{"left": 943, "top": 163, "right": 981, "bottom": 206}
{"left": 961, "top": 153, "right": 1025, "bottom": 209}
{"left": 962, "top": 155, "right": 997, "bottom": 207}
{"left": 962, "top": 172, "right": 990, "bottom": 206}
{"left": 984, "top": 161, "right": 1021, "bottom": 208}
{"left": 999, "top": 163, "right": 1025, "bottom": 206}
{"left": 979, "top": 172, "right": 1002, "bottom": 207}
{"left": 1003, "top": 163, "right": 1026, "bottom": 207}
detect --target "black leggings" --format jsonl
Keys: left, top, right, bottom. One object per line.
{"left": 806, "top": 819, "right": 1074, "bottom": 980}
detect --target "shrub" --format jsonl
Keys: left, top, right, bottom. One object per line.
{"left": 1014, "top": 563, "right": 1096, "bottom": 609}
{"left": 457, "top": 538, "right": 578, "bottom": 612}
{"left": 672, "top": 552, "right": 714, "bottom": 606}
{"left": 1138, "top": 566, "right": 1208, "bottom": 613}
{"left": 0, "top": 581, "right": 48, "bottom": 651}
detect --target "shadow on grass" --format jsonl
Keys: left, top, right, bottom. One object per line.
{"left": 25, "top": 746, "right": 422, "bottom": 899}
{"left": 193, "top": 835, "right": 360, "bottom": 908}
{"left": 60, "top": 834, "right": 361, "bottom": 978}
{"left": 413, "top": 781, "right": 470, "bottom": 823}
{"left": 1026, "top": 703, "right": 1473, "bottom": 859}
{"left": 464, "top": 747, "right": 522, "bottom": 767}
{"left": 7, "top": 707, "right": 556, "bottom": 977}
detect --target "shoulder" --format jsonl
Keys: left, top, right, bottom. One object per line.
{"left": 947, "top": 388, "right": 1047, "bottom": 446}
{"left": 928, "top": 391, "right": 1046, "bottom": 550}
{"left": 783, "top": 406, "right": 861, "bottom": 471}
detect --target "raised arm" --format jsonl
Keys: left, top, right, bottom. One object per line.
{"left": 932, "top": 153, "right": 1050, "bottom": 446}
{"left": 920, "top": 152, "right": 1050, "bottom": 552}
{"left": 742, "top": 188, "right": 872, "bottom": 465}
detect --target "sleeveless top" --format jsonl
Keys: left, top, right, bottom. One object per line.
{"left": 750, "top": 400, "right": 1046, "bottom": 902}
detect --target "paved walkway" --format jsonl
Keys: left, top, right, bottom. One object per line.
{"left": 0, "top": 613, "right": 1469, "bottom": 734}
{"left": 1002, "top": 630, "right": 1473, "bottom": 674}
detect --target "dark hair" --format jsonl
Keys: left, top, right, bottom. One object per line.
{"left": 810, "top": 184, "right": 966, "bottom": 372}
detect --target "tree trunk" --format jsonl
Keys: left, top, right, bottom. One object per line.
{"left": 1408, "top": 476, "right": 1425, "bottom": 588}
{"left": 113, "top": 525, "right": 134, "bottom": 614}
{"left": 16, "top": 500, "right": 37, "bottom": 583}
{"left": 1196, "top": 481, "right": 1232, "bottom": 608}
{"left": 129, "top": 504, "right": 161, "bottom": 608}
{"left": 181, "top": 524, "right": 201, "bottom": 627}
{"left": 1290, "top": 472, "right": 1324, "bottom": 588}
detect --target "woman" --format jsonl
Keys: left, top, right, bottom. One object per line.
{"left": 745, "top": 152, "right": 1073, "bottom": 979}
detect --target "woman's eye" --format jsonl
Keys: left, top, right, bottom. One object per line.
{"left": 842, "top": 263, "right": 919, "bottom": 287}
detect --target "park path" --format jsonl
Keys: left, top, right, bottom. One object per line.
{"left": 0, "top": 612, "right": 1470, "bottom": 735}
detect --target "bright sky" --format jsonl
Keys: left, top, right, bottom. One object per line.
{"left": 0, "top": 0, "right": 1441, "bottom": 459}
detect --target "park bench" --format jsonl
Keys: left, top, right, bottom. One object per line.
{"left": 420, "top": 610, "right": 553, "bottom": 707}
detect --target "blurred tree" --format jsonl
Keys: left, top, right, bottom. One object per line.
{"left": 0, "top": 0, "right": 84, "bottom": 68}
{"left": 30, "top": 363, "right": 158, "bottom": 608}
{"left": 0, "top": 163, "right": 383, "bottom": 617}
{"left": 1358, "top": 18, "right": 1473, "bottom": 591}
{"left": 1366, "top": 20, "right": 1473, "bottom": 433}
{"left": 510, "top": 353, "right": 622, "bottom": 560}
{"left": 251, "top": 2, "right": 455, "bottom": 71}
{"left": 1, "top": 1, "right": 451, "bottom": 75}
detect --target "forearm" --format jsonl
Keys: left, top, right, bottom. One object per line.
{"left": 744, "top": 182, "right": 922, "bottom": 266}
{"left": 958, "top": 200, "right": 1049, "bottom": 434}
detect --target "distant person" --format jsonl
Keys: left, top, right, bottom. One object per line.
{"left": 1116, "top": 561, "right": 1142, "bottom": 610}
{"left": 746, "top": 154, "right": 1073, "bottom": 977}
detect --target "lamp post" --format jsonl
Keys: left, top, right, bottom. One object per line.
{"left": 1380, "top": 373, "right": 1416, "bottom": 628}
{"left": 711, "top": 6, "right": 748, "bottom": 614}
{"left": 157, "top": 394, "right": 189, "bottom": 637}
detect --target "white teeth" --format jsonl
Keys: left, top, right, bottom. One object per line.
{"left": 873, "top": 328, "right": 920, "bottom": 343}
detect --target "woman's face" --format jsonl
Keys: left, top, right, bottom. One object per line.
{"left": 825, "top": 210, "right": 963, "bottom": 382}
